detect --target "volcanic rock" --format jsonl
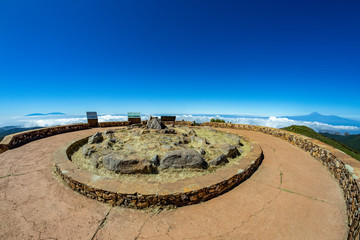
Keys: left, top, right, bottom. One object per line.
{"left": 222, "top": 144, "right": 241, "bottom": 158}
{"left": 209, "top": 154, "right": 229, "bottom": 166}
{"left": 82, "top": 145, "right": 96, "bottom": 157}
{"left": 188, "top": 130, "right": 197, "bottom": 136}
{"left": 108, "top": 137, "right": 118, "bottom": 144}
{"left": 162, "top": 129, "right": 176, "bottom": 134}
{"left": 160, "top": 149, "right": 208, "bottom": 169}
{"left": 146, "top": 116, "right": 167, "bottom": 129}
{"left": 226, "top": 133, "right": 243, "bottom": 146}
{"left": 102, "top": 154, "right": 156, "bottom": 174}
{"left": 198, "top": 148, "right": 206, "bottom": 155}
{"left": 88, "top": 132, "right": 103, "bottom": 144}
{"left": 105, "top": 130, "right": 115, "bottom": 137}
{"left": 90, "top": 154, "right": 101, "bottom": 168}
{"left": 151, "top": 155, "right": 160, "bottom": 166}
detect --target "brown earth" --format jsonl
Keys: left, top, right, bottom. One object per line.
{"left": 0, "top": 127, "right": 348, "bottom": 239}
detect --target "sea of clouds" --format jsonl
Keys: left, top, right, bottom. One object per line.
{"left": 8, "top": 114, "right": 360, "bottom": 134}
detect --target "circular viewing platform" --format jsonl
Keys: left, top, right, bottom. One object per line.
{"left": 54, "top": 126, "right": 263, "bottom": 209}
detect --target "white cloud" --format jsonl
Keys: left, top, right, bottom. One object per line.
{"left": 21, "top": 117, "right": 87, "bottom": 127}
{"left": 98, "top": 115, "right": 128, "bottom": 122}
{"left": 16, "top": 114, "right": 360, "bottom": 134}
{"left": 175, "top": 115, "right": 360, "bottom": 133}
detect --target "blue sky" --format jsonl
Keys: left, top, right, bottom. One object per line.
{"left": 0, "top": 0, "right": 359, "bottom": 118}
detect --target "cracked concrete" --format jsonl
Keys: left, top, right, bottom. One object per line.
{"left": 91, "top": 208, "right": 112, "bottom": 240}
{"left": 134, "top": 213, "right": 155, "bottom": 240}
{"left": 0, "top": 173, "right": 27, "bottom": 179}
{"left": 0, "top": 127, "right": 348, "bottom": 239}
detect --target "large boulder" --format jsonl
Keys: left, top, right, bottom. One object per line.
{"left": 209, "top": 154, "right": 229, "bottom": 166}
{"left": 226, "top": 133, "right": 244, "bottom": 146}
{"left": 90, "top": 154, "right": 101, "bottom": 168}
{"left": 221, "top": 144, "right": 241, "bottom": 158}
{"left": 82, "top": 145, "right": 96, "bottom": 157}
{"left": 102, "top": 154, "right": 156, "bottom": 174}
{"left": 146, "top": 116, "right": 167, "bottom": 129}
{"left": 88, "top": 132, "right": 103, "bottom": 144}
{"left": 160, "top": 149, "right": 208, "bottom": 169}
{"left": 104, "top": 130, "right": 115, "bottom": 138}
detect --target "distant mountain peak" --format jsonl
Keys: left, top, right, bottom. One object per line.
{"left": 25, "top": 112, "right": 65, "bottom": 116}
{"left": 283, "top": 112, "right": 360, "bottom": 128}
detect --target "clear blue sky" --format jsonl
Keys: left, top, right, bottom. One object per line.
{"left": 1, "top": 0, "right": 359, "bottom": 118}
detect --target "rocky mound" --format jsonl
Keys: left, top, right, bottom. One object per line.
{"left": 73, "top": 126, "right": 245, "bottom": 176}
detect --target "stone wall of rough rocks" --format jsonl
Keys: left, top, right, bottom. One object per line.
{"left": 98, "top": 121, "right": 130, "bottom": 128}
{"left": 0, "top": 144, "right": 9, "bottom": 154}
{"left": 173, "top": 120, "right": 194, "bottom": 126}
{"left": 142, "top": 120, "right": 194, "bottom": 126}
{"left": 0, "top": 121, "right": 133, "bottom": 153}
{"left": 202, "top": 122, "right": 359, "bottom": 239}
{"left": 1, "top": 123, "right": 91, "bottom": 149}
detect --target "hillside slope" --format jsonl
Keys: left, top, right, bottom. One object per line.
{"left": 0, "top": 127, "right": 41, "bottom": 142}
{"left": 320, "top": 133, "right": 360, "bottom": 153}
{"left": 281, "top": 125, "right": 360, "bottom": 161}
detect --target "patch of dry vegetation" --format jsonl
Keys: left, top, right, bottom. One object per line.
{"left": 71, "top": 126, "right": 250, "bottom": 182}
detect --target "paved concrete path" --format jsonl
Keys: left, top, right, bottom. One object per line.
{"left": 0, "top": 128, "right": 348, "bottom": 240}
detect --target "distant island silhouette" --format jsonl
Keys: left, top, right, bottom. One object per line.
{"left": 25, "top": 112, "right": 66, "bottom": 116}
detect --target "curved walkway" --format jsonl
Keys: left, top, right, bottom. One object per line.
{"left": 0, "top": 127, "right": 347, "bottom": 240}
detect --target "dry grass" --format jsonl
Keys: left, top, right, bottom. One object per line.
{"left": 71, "top": 126, "right": 250, "bottom": 182}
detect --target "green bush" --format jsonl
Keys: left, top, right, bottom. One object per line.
{"left": 210, "top": 118, "right": 225, "bottom": 123}
{"left": 192, "top": 121, "right": 201, "bottom": 126}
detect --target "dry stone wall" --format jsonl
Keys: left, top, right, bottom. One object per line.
{"left": 98, "top": 121, "right": 130, "bottom": 128}
{"left": 202, "top": 122, "right": 360, "bottom": 240}
{"left": 0, "top": 121, "right": 133, "bottom": 151}
{"left": 1, "top": 123, "right": 90, "bottom": 149}
{"left": 0, "top": 144, "right": 8, "bottom": 154}
{"left": 143, "top": 120, "right": 194, "bottom": 126}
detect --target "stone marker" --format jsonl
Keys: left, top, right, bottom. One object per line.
{"left": 146, "top": 116, "right": 167, "bottom": 129}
